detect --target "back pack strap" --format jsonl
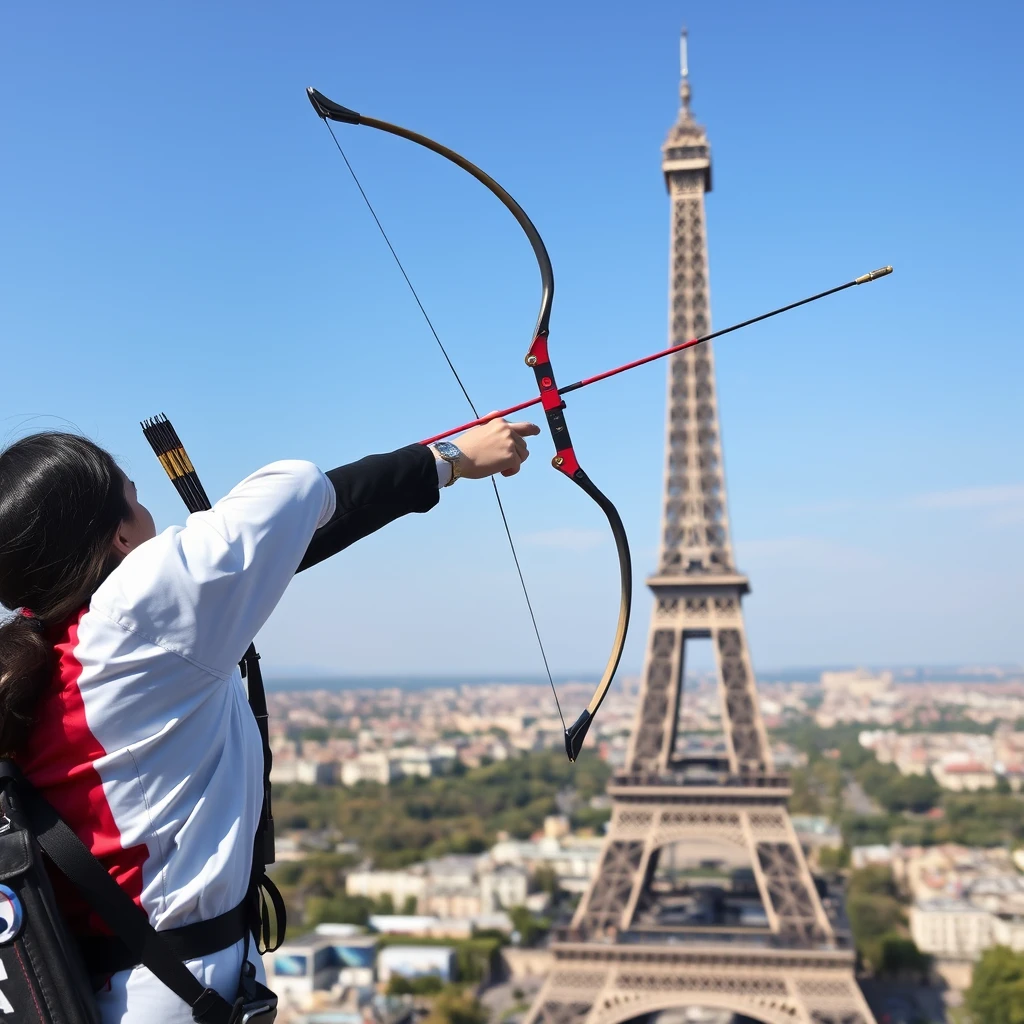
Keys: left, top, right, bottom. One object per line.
{"left": 240, "top": 644, "right": 276, "bottom": 870}
{"left": 0, "top": 763, "right": 238, "bottom": 1024}
{"left": 81, "top": 899, "right": 248, "bottom": 977}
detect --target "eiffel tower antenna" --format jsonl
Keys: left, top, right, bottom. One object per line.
{"left": 679, "top": 26, "right": 692, "bottom": 116}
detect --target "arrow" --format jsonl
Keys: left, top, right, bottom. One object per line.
{"left": 420, "top": 266, "right": 892, "bottom": 447}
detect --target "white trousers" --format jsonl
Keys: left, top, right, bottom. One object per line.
{"left": 94, "top": 939, "right": 267, "bottom": 1023}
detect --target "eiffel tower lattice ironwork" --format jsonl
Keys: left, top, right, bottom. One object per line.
{"left": 524, "top": 32, "right": 876, "bottom": 1024}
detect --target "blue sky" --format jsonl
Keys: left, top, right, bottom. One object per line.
{"left": 2, "top": 2, "right": 1021, "bottom": 680}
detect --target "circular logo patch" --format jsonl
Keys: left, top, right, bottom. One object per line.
{"left": 0, "top": 885, "right": 24, "bottom": 944}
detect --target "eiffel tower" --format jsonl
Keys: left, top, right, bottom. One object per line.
{"left": 524, "top": 33, "right": 876, "bottom": 1024}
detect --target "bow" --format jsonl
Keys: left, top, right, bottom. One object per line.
{"left": 307, "top": 87, "right": 630, "bottom": 761}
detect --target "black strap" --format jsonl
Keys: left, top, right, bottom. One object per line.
{"left": 0, "top": 763, "right": 237, "bottom": 1024}
{"left": 253, "top": 873, "right": 286, "bottom": 953}
{"left": 240, "top": 644, "right": 285, "bottom": 957}
{"left": 240, "top": 644, "right": 275, "bottom": 871}
{"left": 81, "top": 899, "right": 248, "bottom": 977}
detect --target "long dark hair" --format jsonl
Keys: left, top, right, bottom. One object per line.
{"left": 0, "top": 432, "right": 132, "bottom": 756}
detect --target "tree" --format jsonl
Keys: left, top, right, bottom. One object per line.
{"left": 840, "top": 813, "right": 894, "bottom": 848}
{"left": 817, "top": 845, "right": 850, "bottom": 872}
{"left": 423, "top": 988, "right": 488, "bottom": 1024}
{"left": 510, "top": 905, "right": 551, "bottom": 947}
{"left": 838, "top": 739, "right": 874, "bottom": 772}
{"left": 855, "top": 760, "right": 940, "bottom": 814}
{"left": 387, "top": 975, "right": 443, "bottom": 996}
{"left": 939, "top": 792, "right": 1024, "bottom": 847}
{"left": 965, "top": 946, "right": 1024, "bottom": 1024}
{"left": 788, "top": 767, "right": 822, "bottom": 815}
{"left": 877, "top": 935, "right": 931, "bottom": 981}
{"left": 570, "top": 805, "right": 611, "bottom": 833}
{"left": 304, "top": 893, "right": 376, "bottom": 927}
{"left": 846, "top": 867, "right": 905, "bottom": 971}
{"left": 847, "top": 865, "right": 899, "bottom": 901}
{"left": 532, "top": 865, "right": 561, "bottom": 896}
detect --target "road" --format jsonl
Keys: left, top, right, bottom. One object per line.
{"left": 481, "top": 978, "right": 544, "bottom": 1024}
{"left": 844, "top": 780, "right": 883, "bottom": 816}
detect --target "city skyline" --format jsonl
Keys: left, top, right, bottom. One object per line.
{"left": 2, "top": 2, "right": 1021, "bottom": 675}
{"left": 261, "top": 663, "right": 1024, "bottom": 691}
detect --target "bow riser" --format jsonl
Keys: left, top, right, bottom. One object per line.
{"left": 527, "top": 334, "right": 579, "bottom": 478}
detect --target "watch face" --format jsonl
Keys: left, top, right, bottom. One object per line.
{"left": 434, "top": 441, "right": 461, "bottom": 482}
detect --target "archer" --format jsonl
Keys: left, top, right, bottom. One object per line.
{"left": 0, "top": 417, "right": 535, "bottom": 1024}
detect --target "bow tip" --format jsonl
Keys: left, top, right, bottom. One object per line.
{"left": 307, "top": 87, "right": 361, "bottom": 125}
{"left": 564, "top": 710, "right": 592, "bottom": 763}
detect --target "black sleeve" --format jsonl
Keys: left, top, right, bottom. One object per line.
{"left": 296, "top": 444, "right": 440, "bottom": 573}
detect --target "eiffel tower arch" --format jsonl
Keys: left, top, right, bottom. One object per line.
{"left": 525, "top": 32, "right": 875, "bottom": 1024}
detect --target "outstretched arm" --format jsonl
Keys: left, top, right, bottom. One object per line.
{"left": 297, "top": 417, "right": 540, "bottom": 572}
{"left": 297, "top": 444, "right": 440, "bottom": 572}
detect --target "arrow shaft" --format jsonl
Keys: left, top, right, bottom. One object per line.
{"left": 419, "top": 269, "right": 889, "bottom": 446}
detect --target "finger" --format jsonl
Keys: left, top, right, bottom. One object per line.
{"left": 512, "top": 436, "right": 529, "bottom": 460}
{"left": 508, "top": 421, "right": 541, "bottom": 438}
{"left": 501, "top": 463, "right": 521, "bottom": 477}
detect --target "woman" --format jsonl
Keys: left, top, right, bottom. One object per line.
{"left": 0, "top": 418, "right": 537, "bottom": 1022}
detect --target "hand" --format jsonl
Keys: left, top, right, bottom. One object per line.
{"left": 454, "top": 415, "right": 541, "bottom": 479}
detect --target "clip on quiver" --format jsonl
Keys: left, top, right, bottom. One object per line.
{"left": 0, "top": 762, "right": 278, "bottom": 1023}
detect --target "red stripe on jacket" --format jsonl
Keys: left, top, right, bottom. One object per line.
{"left": 19, "top": 608, "right": 150, "bottom": 937}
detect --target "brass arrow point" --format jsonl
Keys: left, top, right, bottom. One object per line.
{"left": 855, "top": 265, "right": 893, "bottom": 285}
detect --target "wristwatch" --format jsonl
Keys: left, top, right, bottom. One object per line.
{"left": 433, "top": 441, "right": 464, "bottom": 486}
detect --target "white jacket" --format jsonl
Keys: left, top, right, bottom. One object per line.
{"left": 21, "top": 460, "right": 336, "bottom": 1023}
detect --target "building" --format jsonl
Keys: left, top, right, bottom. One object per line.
{"left": 489, "top": 835, "right": 603, "bottom": 894}
{"left": 992, "top": 914, "right": 1024, "bottom": 950}
{"left": 418, "top": 854, "right": 485, "bottom": 916}
{"left": 269, "top": 927, "right": 378, "bottom": 1007}
{"left": 480, "top": 863, "right": 530, "bottom": 910}
{"left": 345, "top": 868, "right": 426, "bottom": 908}
{"left": 392, "top": 746, "right": 457, "bottom": 779}
{"left": 368, "top": 913, "right": 513, "bottom": 938}
{"left": 376, "top": 945, "right": 455, "bottom": 983}
{"left": 271, "top": 758, "right": 336, "bottom": 786}
{"left": 420, "top": 884, "right": 483, "bottom": 918}
{"left": 821, "top": 669, "right": 893, "bottom": 701}
{"left": 903, "top": 845, "right": 1024, "bottom": 966}
{"left": 817, "top": 670, "right": 895, "bottom": 728}
{"left": 911, "top": 899, "right": 994, "bottom": 958}
{"left": 346, "top": 854, "right": 522, "bottom": 917}
{"left": 340, "top": 751, "right": 399, "bottom": 787}
{"left": 791, "top": 815, "right": 842, "bottom": 851}
{"left": 543, "top": 816, "right": 571, "bottom": 840}
{"left": 932, "top": 757, "right": 997, "bottom": 792}
{"left": 851, "top": 845, "right": 894, "bottom": 870}
{"left": 290, "top": 994, "right": 413, "bottom": 1024}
